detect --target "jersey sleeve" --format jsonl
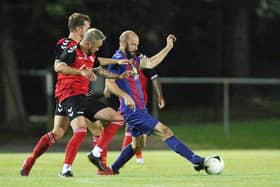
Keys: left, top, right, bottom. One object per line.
{"left": 59, "top": 46, "right": 77, "bottom": 65}
{"left": 142, "top": 68, "right": 159, "bottom": 80}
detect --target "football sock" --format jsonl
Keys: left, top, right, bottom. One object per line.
{"left": 31, "top": 132, "right": 56, "bottom": 160}
{"left": 92, "top": 135, "right": 107, "bottom": 166}
{"left": 135, "top": 150, "right": 142, "bottom": 159}
{"left": 101, "top": 147, "right": 107, "bottom": 166}
{"left": 111, "top": 144, "right": 135, "bottom": 173}
{"left": 97, "top": 120, "right": 123, "bottom": 150}
{"left": 91, "top": 146, "right": 103, "bottom": 157}
{"left": 121, "top": 132, "right": 132, "bottom": 150}
{"left": 92, "top": 135, "right": 101, "bottom": 148}
{"left": 64, "top": 128, "right": 87, "bottom": 165}
{"left": 165, "top": 136, "right": 203, "bottom": 165}
{"left": 62, "top": 163, "right": 72, "bottom": 174}
{"left": 122, "top": 132, "right": 143, "bottom": 159}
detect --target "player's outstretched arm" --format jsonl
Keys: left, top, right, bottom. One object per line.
{"left": 98, "top": 57, "right": 131, "bottom": 65}
{"left": 93, "top": 67, "right": 133, "bottom": 79}
{"left": 140, "top": 34, "right": 176, "bottom": 69}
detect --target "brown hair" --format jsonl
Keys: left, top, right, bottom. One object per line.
{"left": 68, "top": 12, "right": 91, "bottom": 32}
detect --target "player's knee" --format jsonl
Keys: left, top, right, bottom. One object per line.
{"left": 52, "top": 129, "right": 65, "bottom": 139}
{"left": 162, "top": 126, "right": 174, "bottom": 138}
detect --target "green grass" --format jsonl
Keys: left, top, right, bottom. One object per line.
{"left": 169, "top": 119, "right": 280, "bottom": 149}
{"left": 1, "top": 150, "right": 280, "bottom": 187}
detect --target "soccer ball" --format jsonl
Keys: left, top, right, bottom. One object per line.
{"left": 204, "top": 155, "right": 224, "bottom": 175}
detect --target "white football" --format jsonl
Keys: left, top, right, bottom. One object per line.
{"left": 204, "top": 155, "right": 224, "bottom": 175}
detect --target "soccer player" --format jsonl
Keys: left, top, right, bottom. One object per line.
{"left": 54, "top": 28, "right": 133, "bottom": 177}
{"left": 105, "top": 30, "right": 206, "bottom": 174}
{"left": 20, "top": 12, "right": 130, "bottom": 177}
{"left": 104, "top": 68, "right": 165, "bottom": 165}
{"left": 20, "top": 12, "right": 92, "bottom": 176}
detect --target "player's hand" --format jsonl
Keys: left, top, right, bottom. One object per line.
{"left": 117, "top": 59, "right": 131, "bottom": 65}
{"left": 119, "top": 70, "right": 134, "bottom": 79}
{"left": 103, "top": 87, "right": 111, "bottom": 98}
{"left": 158, "top": 96, "right": 165, "bottom": 109}
{"left": 80, "top": 65, "right": 96, "bottom": 81}
{"left": 123, "top": 94, "right": 136, "bottom": 112}
{"left": 166, "top": 34, "right": 176, "bottom": 49}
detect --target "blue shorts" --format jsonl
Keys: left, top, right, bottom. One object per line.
{"left": 124, "top": 110, "right": 159, "bottom": 137}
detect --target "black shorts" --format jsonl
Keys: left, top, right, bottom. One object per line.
{"left": 54, "top": 99, "right": 67, "bottom": 116}
{"left": 61, "top": 94, "right": 107, "bottom": 121}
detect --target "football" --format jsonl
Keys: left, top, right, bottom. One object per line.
{"left": 204, "top": 155, "right": 224, "bottom": 175}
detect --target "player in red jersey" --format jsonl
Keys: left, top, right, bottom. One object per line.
{"left": 54, "top": 28, "right": 133, "bottom": 177}
{"left": 20, "top": 12, "right": 129, "bottom": 177}
{"left": 20, "top": 12, "right": 92, "bottom": 176}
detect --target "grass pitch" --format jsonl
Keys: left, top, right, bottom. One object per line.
{"left": 0, "top": 150, "right": 279, "bottom": 187}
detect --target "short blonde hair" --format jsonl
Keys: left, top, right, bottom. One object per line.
{"left": 83, "top": 28, "right": 106, "bottom": 43}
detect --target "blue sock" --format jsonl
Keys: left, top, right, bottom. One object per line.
{"left": 111, "top": 144, "right": 135, "bottom": 173}
{"left": 165, "top": 136, "right": 203, "bottom": 165}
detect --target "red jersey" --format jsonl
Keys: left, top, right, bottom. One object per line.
{"left": 138, "top": 68, "right": 158, "bottom": 105}
{"left": 55, "top": 43, "right": 100, "bottom": 103}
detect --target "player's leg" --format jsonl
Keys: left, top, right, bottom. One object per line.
{"left": 152, "top": 122, "right": 205, "bottom": 171}
{"left": 20, "top": 105, "right": 69, "bottom": 176}
{"left": 111, "top": 135, "right": 145, "bottom": 174}
{"left": 86, "top": 119, "right": 108, "bottom": 174}
{"left": 60, "top": 96, "right": 88, "bottom": 177}
{"left": 121, "top": 124, "right": 144, "bottom": 164}
{"left": 88, "top": 107, "right": 124, "bottom": 171}
{"left": 121, "top": 124, "right": 132, "bottom": 149}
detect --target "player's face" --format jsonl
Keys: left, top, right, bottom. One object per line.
{"left": 79, "top": 21, "right": 91, "bottom": 39}
{"left": 125, "top": 36, "right": 139, "bottom": 57}
{"left": 90, "top": 40, "right": 103, "bottom": 54}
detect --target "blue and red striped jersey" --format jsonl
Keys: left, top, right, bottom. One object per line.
{"left": 108, "top": 50, "right": 147, "bottom": 114}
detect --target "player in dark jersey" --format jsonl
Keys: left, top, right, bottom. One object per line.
{"left": 54, "top": 28, "right": 133, "bottom": 177}
{"left": 105, "top": 30, "right": 208, "bottom": 175}
{"left": 20, "top": 12, "right": 92, "bottom": 176}
{"left": 20, "top": 13, "right": 130, "bottom": 177}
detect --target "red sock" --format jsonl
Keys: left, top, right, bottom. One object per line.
{"left": 101, "top": 148, "right": 107, "bottom": 166}
{"left": 64, "top": 128, "right": 87, "bottom": 165}
{"left": 97, "top": 120, "right": 123, "bottom": 150}
{"left": 122, "top": 132, "right": 142, "bottom": 158}
{"left": 92, "top": 135, "right": 101, "bottom": 148}
{"left": 93, "top": 135, "right": 107, "bottom": 166}
{"left": 122, "top": 132, "right": 132, "bottom": 150}
{"left": 31, "top": 132, "right": 56, "bottom": 160}
{"left": 136, "top": 150, "right": 142, "bottom": 159}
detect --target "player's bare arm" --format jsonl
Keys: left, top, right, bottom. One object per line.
{"left": 106, "top": 79, "right": 136, "bottom": 111}
{"left": 152, "top": 77, "right": 165, "bottom": 109}
{"left": 54, "top": 60, "right": 96, "bottom": 81}
{"left": 140, "top": 34, "right": 176, "bottom": 69}
{"left": 98, "top": 57, "right": 131, "bottom": 65}
{"left": 93, "top": 67, "right": 133, "bottom": 79}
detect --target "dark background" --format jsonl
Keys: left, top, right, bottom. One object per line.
{"left": 2, "top": 0, "right": 280, "bottom": 132}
